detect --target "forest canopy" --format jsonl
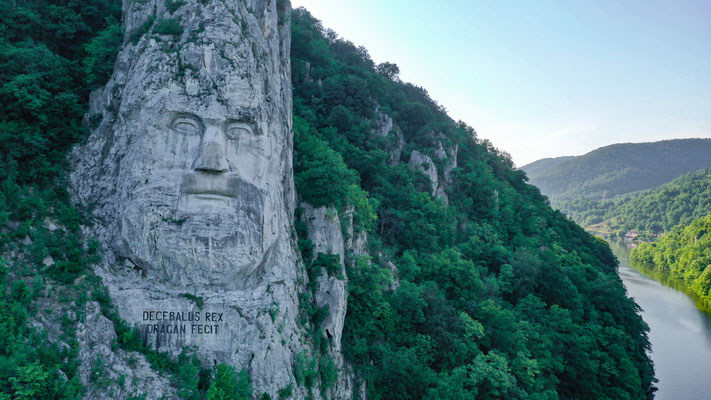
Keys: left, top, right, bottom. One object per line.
{"left": 291, "top": 8, "right": 655, "bottom": 399}
{"left": 562, "top": 168, "right": 711, "bottom": 240}
{"left": 631, "top": 214, "right": 711, "bottom": 310}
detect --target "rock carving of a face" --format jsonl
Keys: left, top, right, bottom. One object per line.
{"left": 114, "top": 93, "right": 285, "bottom": 288}
{"left": 76, "top": 0, "right": 293, "bottom": 289}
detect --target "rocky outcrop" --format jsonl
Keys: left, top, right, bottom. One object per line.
{"left": 300, "top": 204, "right": 347, "bottom": 349}
{"left": 433, "top": 141, "right": 458, "bottom": 204}
{"left": 299, "top": 203, "right": 361, "bottom": 398}
{"left": 371, "top": 107, "right": 404, "bottom": 165}
{"left": 77, "top": 302, "right": 175, "bottom": 400}
{"left": 69, "top": 0, "right": 353, "bottom": 397}
{"left": 409, "top": 150, "right": 439, "bottom": 196}
{"left": 439, "top": 142, "right": 458, "bottom": 184}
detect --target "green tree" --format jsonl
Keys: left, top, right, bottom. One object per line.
{"left": 206, "top": 364, "right": 251, "bottom": 400}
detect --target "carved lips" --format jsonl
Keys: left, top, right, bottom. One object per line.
{"left": 180, "top": 173, "right": 240, "bottom": 198}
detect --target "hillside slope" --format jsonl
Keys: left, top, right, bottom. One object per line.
{"left": 520, "top": 156, "right": 574, "bottom": 179}
{"left": 631, "top": 214, "right": 711, "bottom": 308}
{"left": 291, "top": 8, "right": 655, "bottom": 399}
{"left": 522, "top": 138, "right": 711, "bottom": 203}
{"left": 564, "top": 168, "right": 711, "bottom": 239}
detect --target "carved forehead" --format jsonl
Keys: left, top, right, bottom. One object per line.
{"left": 163, "top": 107, "right": 260, "bottom": 124}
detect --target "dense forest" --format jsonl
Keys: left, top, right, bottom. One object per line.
{"left": 0, "top": 1, "right": 657, "bottom": 399}
{"left": 631, "top": 214, "right": 711, "bottom": 309}
{"left": 521, "top": 139, "right": 711, "bottom": 204}
{"left": 0, "top": 0, "right": 121, "bottom": 397}
{"left": 562, "top": 169, "right": 711, "bottom": 240}
{"left": 291, "top": 8, "right": 655, "bottom": 399}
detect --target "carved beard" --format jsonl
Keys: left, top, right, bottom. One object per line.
{"left": 117, "top": 178, "right": 268, "bottom": 287}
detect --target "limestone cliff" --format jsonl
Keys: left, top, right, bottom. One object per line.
{"left": 70, "top": 0, "right": 354, "bottom": 397}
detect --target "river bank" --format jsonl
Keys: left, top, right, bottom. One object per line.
{"left": 609, "top": 240, "right": 711, "bottom": 399}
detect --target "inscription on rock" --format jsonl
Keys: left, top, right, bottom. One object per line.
{"left": 141, "top": 310, "right": 224, "bottom": 335}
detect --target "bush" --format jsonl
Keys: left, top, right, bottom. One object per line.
{"left": 165, "top": 0, "right": 185, "bottom": 13}
{"left": 153, "top": 18, "right": 184, "bottom": 36}
{"left": 206, "top": 364, "right": 251, "bottom": 400}
{"left": 84, "top": 18, "right": 122, "bottom": 87}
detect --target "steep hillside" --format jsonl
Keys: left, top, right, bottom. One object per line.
{"left": 631, "top": 214, "right": 711, "bottom": 309}
{"left": 291, "top": 8, "right": 655, "bottom": 399}
{"left": 522, "top": 138, "right": 711, "bottom": 203}
{"left": 0, "top": 1, "right": 125, "bottom": 398}
{"left": 565, "top": 168, "right": 711, "bottom": 239}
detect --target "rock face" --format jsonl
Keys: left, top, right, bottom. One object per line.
{"left": 75, "top": 0, "right": 293, "bottom": 290}
{"left": 408, "top": 143, "right": 458, "bottom": 204}
{"left": 299, "top": 203, "right": 361, "bottom": 398}
{"left": 77, "top": 302, "right": 176, "bottom": 400}
{"left": 409, "top": 150, "right": 439, "bottom": 196}
{"left": 300, "top": 204, "right": 347, "bottom": 351}
{"left": 70, "top": 0, "right": 351, "bottom": 397}
{"left": 371, "top": 107, "right": 404, "bottom": 165}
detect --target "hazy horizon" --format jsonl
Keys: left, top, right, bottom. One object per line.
{"left": 519, "top": 136, "right": 711, "bottom": 167}
{"left": 292, "top": 0, "right": 711, "bottom": 166}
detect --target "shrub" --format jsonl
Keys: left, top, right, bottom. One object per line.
{"left": 153, "top": 18, "right": 184, "bottom": 36}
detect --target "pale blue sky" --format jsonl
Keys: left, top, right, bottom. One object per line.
{"left": 291, "top": 0, "right": 711, "bottom": 166}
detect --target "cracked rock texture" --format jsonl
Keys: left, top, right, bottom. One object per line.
{"left": 409, "top": 150, "right": 439, "bottom": 196}
{"left": 300, "top": 203, "right": 362, "bottom": 398}
{"left": 70, "top": 0, "right": 355, "bottom": 397}
{"left": 78, "top": 302, "right": 176, "bottom": 400}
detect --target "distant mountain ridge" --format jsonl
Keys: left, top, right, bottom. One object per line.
{"left": 521, "top": 155, "right": 574, "bottom": 179}
{"left": 564, "top": 168, "right": 711, "bottom": 239}
{"left": 521, "top": 138, "right": 711, "bottom": 203}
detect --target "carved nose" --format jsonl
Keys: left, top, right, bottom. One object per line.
{"left": 193, "top": 142, "right": 229, "bottom": 173}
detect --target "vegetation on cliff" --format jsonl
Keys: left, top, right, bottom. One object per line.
{"left": 631, "top": 214, "right": 711, "bottom": 309}
{"left": 522, "top": 139, "right": 711, "bottom": 204}
{"left": 0, "top": 0, "right": 121, "bottom": 397}
{"left": 291, "top": 8, "right": 655, "bottom": 399}
{"left": 563, "top": 168, "right": 711, "bottom": 239}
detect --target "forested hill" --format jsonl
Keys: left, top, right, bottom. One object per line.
{"left": 564, "top": 168, "right": 711, "bottom": 240}
{"left": 520, "top": 155, "right": 574, "bottom": 180}
{"left": 521, "top": 138, "right": 711, "bottom": 203}
{"left": 291, "top": 8, "right": 655, "bottom": 399}
{"left": 631, "top": 214, "right": 711, "bottom": 309}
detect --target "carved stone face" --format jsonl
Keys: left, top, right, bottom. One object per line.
{"left": 69, "top": 0, "right": 293, "bottom": 289}
{"left": 114, "top": 92, "right": 286, "bottom": 287}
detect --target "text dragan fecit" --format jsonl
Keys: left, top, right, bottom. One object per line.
{"left": 141, "top": 310, "right": 223, "bottom": 335}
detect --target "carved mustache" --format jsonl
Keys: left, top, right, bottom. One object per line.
{"left": 181, "top": 173, "right": 241, "bottom": 198}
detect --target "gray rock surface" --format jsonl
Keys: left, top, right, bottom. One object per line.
{"left": 77, "top": 302, "right": 175, "bottom": 400}
{"left": 437, "top": 142, "right": 458, "bottom": 204}
{"left": 372, "top": 108, "right": 394, "bottom": 138}
{"left": 441, "top": 142, "right": 458, "bottom": 184}
{"left": 409, "top": 150, "right": 439, "bottom": 196}
{"left": 371, "top": 107, "right": 404, "bottom": 165}
{"left": 300, "top": 203, "right": 347, "bottom": 350}
{"left": 70, "top": 0, "right": 355, "bottom": 397}
{"left": 299, "top": 203, "right": 360, "bottom": 398}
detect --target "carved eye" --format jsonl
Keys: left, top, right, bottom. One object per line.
{"left": 224, "top": 122, "right": 256, "bottom": 140}
{"left": 171, "top": 118, "right": 201, "bottom": 135}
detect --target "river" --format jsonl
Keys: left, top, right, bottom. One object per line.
{"left": 609, "top": 241, "right": 711, "bottom": 400}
